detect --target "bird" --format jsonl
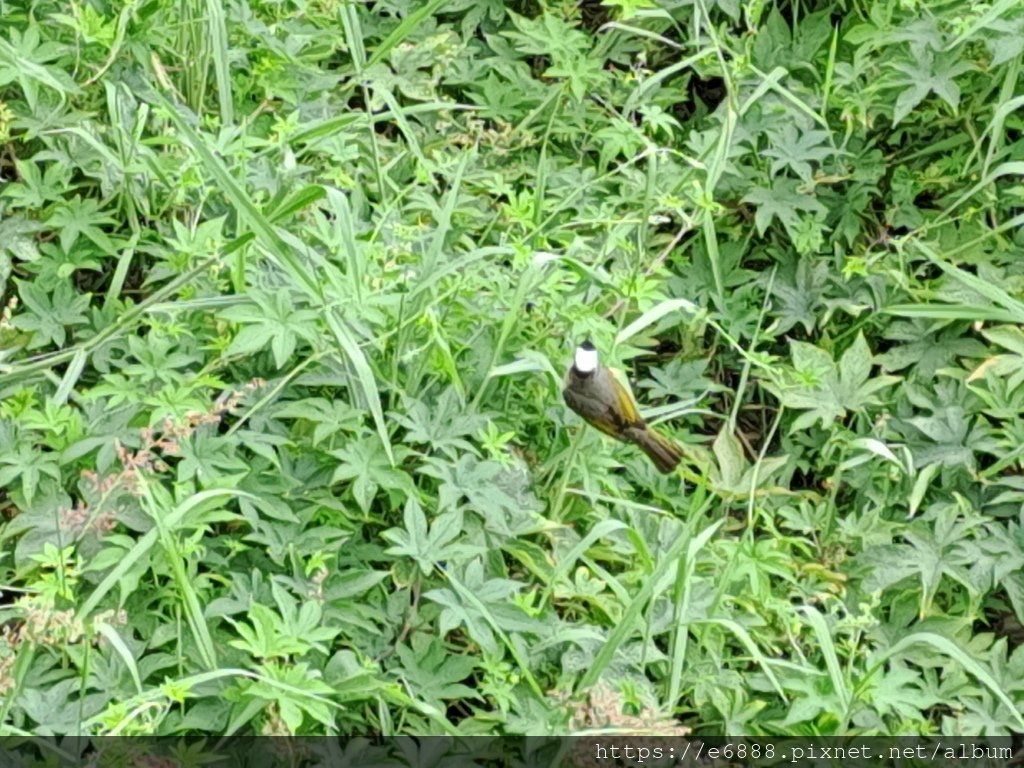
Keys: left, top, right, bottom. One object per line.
{"left": 562, "top": 340, "right": 682, "bottom": 474}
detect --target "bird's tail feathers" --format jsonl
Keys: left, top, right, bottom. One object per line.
{"left": 631, "top": 426, "right": 682, "bottom": 474}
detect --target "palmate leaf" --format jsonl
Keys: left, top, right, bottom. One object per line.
{"left": 902, "top": 521, "right": 983, "bottom": 616}
{"left": 46, "top": 195, "right": 117, "bottom": 252}
{"left": 394, "top": 635, "right": 478, "bottom": 710}
{"left": 2, "top": 484, "right": 72, "bottom": 568}
{"left": 272, "top": 397, "right": 364, "bottom": 447}
{"left": 863, "top": 660, "right": 937, "bottom": 722}
{"left": 742, "top": 178, "right": 827, "bottom": 236}
{"left": 424, "top": 558, "right": 536, "bottom": 655}
{"left": 393, "top": 390, "right": 490, "bottom": 459}
{"left": 0, "top": 23, "right": 80, "bottom": 101}
{"left": 501, "top": 10, "right": 609, "bottom": 101}
{"left": 0, "top": 442, "right": 62, "bottom": 507}
{"left": 779, "top": 673, "right": 846, "bottom": 727}
{"left": 984, "top": 15, "right": 1024, "bottom": 65}
{"left": 175, "top": 431, "right": 251, "bottom": 484}
{"left": 770, "top": 258, "right": 829, "bottom": 334}
{"left": 18, "top": 679, "right": 104, "bottom": 734}
{"left": 772, "top": 333, "right": 898, "bottom": 432}
{"left": 852, "top": 543, "right": 919, "bottom": 593}
{"left": 904, "top": 408, "right": 974, "bottom": 469}
{"left": 269, "top": 580, "right": 341, "bottom": 652}
{"left": 592, "top": 118, "right": 647, "bottom": 170}
{"left": 763, "top": 123, "right": 834, "bottom": 183}
{"left": 954, "top": 690, "right": 1024, "bottom": 736}
{"left": 382, "top": 498, "right": 481, "bottom": 575}
{"left": 419, "top": 454, "right": 543, "bottom": 537}
{"left": 856, "top": 503, "right": 988, "bottom": 616}
{"left": 220, "top": 288, "right": 321, "bottom": 369}
{"left": 241, "top": 661, "right": 336, "bottom": 732}
{"left": 878, "top": 320, "right": 989, "bottom": 377}
{"left": 227, "top": 602, "right": 310, "bottom": 659}
{"left": 983, "top": 638, "right": 1024, "bottom": 698}
{"left": 3, "top": 158, "right": 74, "bottom": 209}
{"left": 10, "top": 279, "right": 90, "bottom": 349}
{"left": 502, "top": 11, "right": 588, "bottom": 59}
{"left": 330, "top": 436, "right": 415, "bottom": 512}
{"left": 888, "top": 49, "right": 972, "bottom": 125}
{"left": 468, "top": 72, "right": 535, "bottom": 120}
{"left": 975, "top": 516, "right": 1024, "bottom": 623}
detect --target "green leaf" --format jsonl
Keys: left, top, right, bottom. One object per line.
{"left": 331, "top": 436, "right": 414, "bottom": 512}
{"left": 10, "top": 280, "right": 90, "bottom": 349}
{"left": 394, "top": 635, "right": 478, "bottom": 709}
{"left": 382, "top": 499, "right": 479, "bottom": 575}
{"left": 888, "top": 49, "right": 972, "bottom": 125}
{"left": 763, "top": 124, "right": 834, "bottom": 183}
{"left": 741, "top": 178, "right": 827, "bottom": 236}
{"left": 0, "top": 442, "right": 61, "bottom": 506}
{"left": 770, "top": 334, "right": 897, "bottom": 431}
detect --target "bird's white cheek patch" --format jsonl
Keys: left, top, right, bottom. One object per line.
{"left": 574, "top": 346, "right": 598, "bottom": 373}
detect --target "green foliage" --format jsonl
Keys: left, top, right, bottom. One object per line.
{"left": 2, "top": 0, "right": 1024, "bottom": 739}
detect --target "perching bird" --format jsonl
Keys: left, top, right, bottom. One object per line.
{"left": 562, "top": 340, "right": 682, "bottom": 474}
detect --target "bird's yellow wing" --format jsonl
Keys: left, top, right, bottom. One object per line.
{"left": 607, "top": 365, "right": 644, "bottom": 425}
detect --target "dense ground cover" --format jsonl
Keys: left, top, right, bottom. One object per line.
{"left": 2, "top": 0, "right": 1024, "bottom": 738}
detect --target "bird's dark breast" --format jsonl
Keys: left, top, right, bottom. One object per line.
{"left": 562, "top": 384, "right": 602, "bottom": 420}
{"left": 563, "top": 379, "right": 636, "bottom": 437}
